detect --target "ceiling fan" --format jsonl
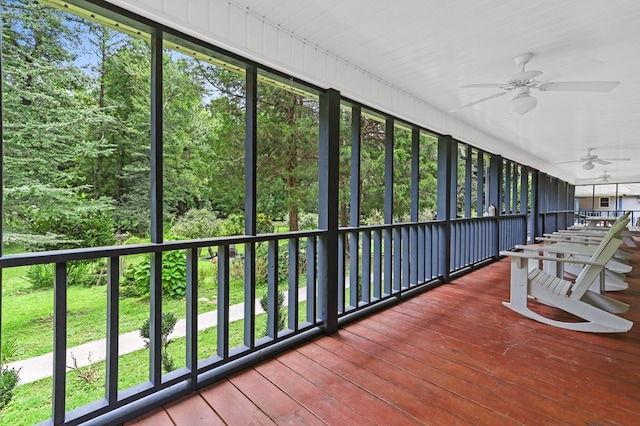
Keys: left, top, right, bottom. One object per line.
{"left": 452, "top": 53, "right": 620, "bottom": 115}
{"left": 556, "top": 148, "right": 631, "bottom": 170}
{"left": 596, "top": 171, "right": 612, "bottom": 182}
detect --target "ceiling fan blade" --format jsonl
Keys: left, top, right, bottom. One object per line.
{"left": 600, "top": 157, "right": 631, "bottom": 161}
{"left": 449, "top": 92, "right": 506, "bottom": 112}
{"left": 537, "top": 81, "right": 620, "bottom": 92}
{"left": 592, "top": 159, "right": 612, "bottom": 165}
{"left": 555, "top": 159, "right": 582, "bottom": 164}
{"left": 460, "top": 83, "right": 511, "bottom": 89}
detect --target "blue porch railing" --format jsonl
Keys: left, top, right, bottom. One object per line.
{"left": 0, "top": 215, "right": 527, "bottom": 425}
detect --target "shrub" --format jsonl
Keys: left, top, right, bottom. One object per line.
{"left": 256, "top": 213, "right": 274, "bottom": 235}
{"left": 140, "top": 312, "right": 178, "bottom": 373}
{"left": 218, "top": 213, "right": 244, "bottom": 236}
{"left": 286, "top": 211, "right": 318, "bottom": 230}
{"left": 26, "top": 261, "right": 107, "bottom": 290}
{"left": 1, "top": 339, "right": 17, "bottom": 364}
{"left": 232, "top": 238, "right": 304, "bottom": 285}
{"left": 3, "top": 185, "right": 116, "bottom": 250}
{"left": 169, "top": 208, "right": 220, "bottom": 240}
{"left": 0, "top": 365, "right": 20, "bottom": 410}
{"left": 120, "top": 250, "right": 187, "bottom": 299}
{"left": 259, "top": 290, "right": 286, "bottom": 337}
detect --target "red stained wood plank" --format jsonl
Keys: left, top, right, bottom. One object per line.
{"left": 164, "top": 394, "right": 224, "bottom": 425}
{"left": 199, "top": 379, "right": 276, "bottom": 425}
{"left": 230, "top": 368, "right": 324, "bottom": 425}
{"left": 297, "top": 341, "right": 468, "bottom": 424}
{"left": 279, "top": 350, "right": 423, "bottom": 425}
{"left": 355, "top": 301, "right": 640, "bottom": 423}
{"left": 255, "top": 358, "right": 375, "bottom": 425}
{"left": 335, "top": 327, "right": 564, "bottom": 424}
{"left": 313, "top": 334, "right": 517, "bottom": 425}
{"left": 124, "top": 407, "right": 174, "bottom": 426}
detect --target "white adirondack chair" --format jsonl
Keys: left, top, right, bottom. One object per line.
{"left": 500, "top": 222, "right": 633, "bottom": 333}
{"left": 529, "top": 218, "right": 632, "bottom": 292}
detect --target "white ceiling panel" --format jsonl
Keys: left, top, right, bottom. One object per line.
{"left": 216, "top": 0, "right": 640, "bottom": 184}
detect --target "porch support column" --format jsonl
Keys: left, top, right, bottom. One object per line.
{"left": 568, "top": 183, "right": 576, "bottom": 226}
{"left": 318, "top": 88, "right": 340, "bottom": 334}
{"left": 464, "top": 144, "right": 472, "bottom": 218}
{"left": 384, "top": 118, "right": 394, "bottom": 294}
{"left": 531, "top": 170, "right": 544, "bottom": 241}
{"left": 410, "top": 127, "right": 420, "bottom": 285}
{"left": 520, "top": 166, "right": 530, "bottom": 243}
{"left": 476, "top": 152, "right": 485, "bottom": 216}
{"left": 488, "top": 154, "right": 502, "bottom": 258}
{"left": 149, "top": 27, "right": 163, "bottom": 385}
{"left": 437, "top": 135, "right": 456, "bottom": 282}
{"left": 244, "top": 65, "right": 258, "bottom": 348}
{"left": 349, "top": 105, "right": 362, "bottom": 306}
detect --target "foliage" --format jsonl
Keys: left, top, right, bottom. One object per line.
{"left": 287, "top": 211, "right": 318, "bottom": 231}
{"left": 256, "top": 213, "right": 275, "bottom": 235}
{"left": 251, "top": 241, "right": 306, "bottom": 285}
{"left": 1, "top": 339, "right": 18, "bottom": 364}
{"left": 139, "top": 312, "right": 178, "bottom": 373}
{"left": 258, "top": 290, "right": 286, "bottom": 337}
{"left": 26, "top": 261, "right": 107, "bottom": 290}
{"left": 120, "top": 251, "right": 187, "bottom": 299}
{"left": 3, "top": 186, "right": 115, "bottom": 250}
{"left": 169, "top": 209, "right": 246, "bottom": 239}
{"left": 66, "top": 352, "right": 99, "bottom": 384}
{"left": 0, "top": 365, "right": 20, "bottom": 410}
{"left": 170, "top": 208, "right": 221, "bottom": 239}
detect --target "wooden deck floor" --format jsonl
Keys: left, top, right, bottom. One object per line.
{"left": 127, "top": 248, "right": 640, "bottom": 425}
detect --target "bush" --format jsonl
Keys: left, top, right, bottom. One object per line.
{"left": 120, "top": 250, "right": 187, "bottom": 299}
{"left": 232, "top": 238, "right": 305, "bottom": 285}
{"left": 140, "top": 312, "right": 178, "bottom": 373}
{"left": 169, "top": 208, "right": 220, "bottom": 240}
{"left": 286, "top": 211, "right": 318, "bottom": 230}
{"left": 0, "top": 366, "right": 20, "bottom": 410}
{"left": 218, "top": 213, "right": 244, "bottom": 236}
{"left": 259, "top": 290, "right": 286, "bottom": 337}
{"left": 26, "top": 261, "right": 107, "bottom": 290}
{"left": 1, "top": 339, "right": 17, "bottom": 364}
{"left": 4, "top": 185, "right": 116, "bottom": 251}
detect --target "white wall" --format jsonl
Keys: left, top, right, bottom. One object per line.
{"left": 105, "top": 0, "right": 558, "bottom": 180}
{"left": 577, "top": 196, "right": 640, "bottom": 212}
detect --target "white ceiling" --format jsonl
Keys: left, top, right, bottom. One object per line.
{"left": 230, "top": 0, "right": 640, "bottom": 185}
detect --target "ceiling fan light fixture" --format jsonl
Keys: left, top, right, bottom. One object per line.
{"left": 508, "top": 92, "right": 537, "bottom": 115}
{"left": 582, "top": 161, "right": 595, "bottom": 170}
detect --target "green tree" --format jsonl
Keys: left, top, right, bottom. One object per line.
{"left": 1, "top": 0, "right": 117, "bottom": 247}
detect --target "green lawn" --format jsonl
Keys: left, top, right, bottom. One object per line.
{"left": 0, "top": 312, "right": 287, "bottom": 425}
{"left": 2, "top": 258, "right": 221, "bottom": 361}
{"left": 0, "top": 238, "right": 314, "bottom": 423}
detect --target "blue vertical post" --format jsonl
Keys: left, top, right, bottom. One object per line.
{"left": 149, "top": 28, "right": 163, "bottom": 385}
{"left": 488, "top": 155, "right": 502, "bottom": 258}
{"left": 244, "top": 65, "right": 257, "bottom": 348}
{"left": 384, "top": 118, "right": 394, "bottom": 295}
{"left": 410, "top": 128, "right": 420, "bottom": 286}
{"left": 531, "top": 171, "right": 541, "bottom": 241}
{"left": 52, "top": 263, "right": 67, "bottom": 424}
{"left": 318, "top": 88, "right": 340, "bottom": 334}
{"left": 477, "top": 152, "right": 485, "bottom": 216}
{"left": 464, "top": 144, "right": 472, "bottom": 218}
{"left": 520, "top": 166, "right": 529, "bottom": 243}
{"left": 349, "top": 106, "right": 361, "bottom": 306}
{"left": 436, "top": 135, "right": 455, "bottom": 281}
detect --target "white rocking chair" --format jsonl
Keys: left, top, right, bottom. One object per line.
{"left": 501, "top": 224, "right": 633, "bottom": 333}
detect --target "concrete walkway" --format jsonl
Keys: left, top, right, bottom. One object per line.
{"left": 7, "top": 288, "right": 309, "bottom": 384}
